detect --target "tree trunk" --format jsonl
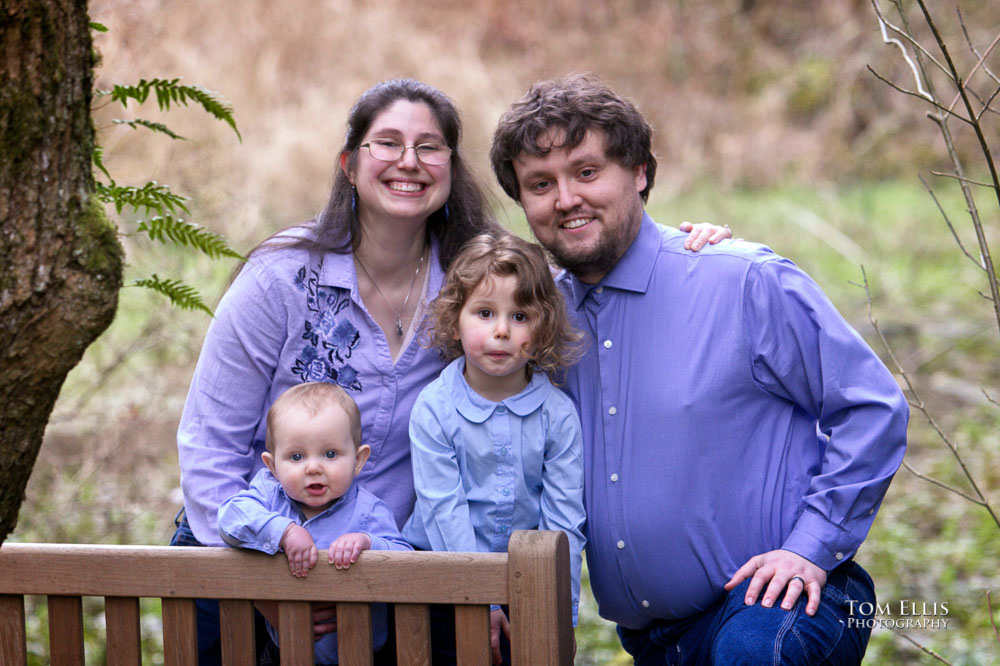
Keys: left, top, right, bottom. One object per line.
{"left": 0, "top": 0, "right": 124, "bottom": 544}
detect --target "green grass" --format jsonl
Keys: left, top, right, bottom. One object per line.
{"left": 14, "top": 178, "right": 1000, "bottom": 664}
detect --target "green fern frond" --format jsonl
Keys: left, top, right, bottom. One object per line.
{"left": 112, "top": 118, "right": 186, "bottom": 140}
{"left": 96, "top": 78, "right": 241, "bottom": 141}
{"left": 178, "top": 86, "right": 241, "bottom": 141}
{"left": 136, "top": 215, "right": 245, "bottom": 261}
{"left": 92, "top": 145, "right": 112, "bottom": 181}
{"left": 89, "top": 21, "right": 108, "bottom": 32}
{"left": 95, "top": 181, "right": 190, "bottom": 216}
{"left": 133, "top": 275, "right": 214, "bottom": 316}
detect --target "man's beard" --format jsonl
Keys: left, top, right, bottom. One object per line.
{"left": 545, "top": 205, "right": 642, "bottom": 281}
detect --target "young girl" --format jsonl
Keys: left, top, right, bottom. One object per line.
{"left": 402, "top": 232, "right": 586, "bottom": 665}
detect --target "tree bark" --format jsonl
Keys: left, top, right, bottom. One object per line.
{"left": 0, "top": 0, "right": 124, "bottom": 544}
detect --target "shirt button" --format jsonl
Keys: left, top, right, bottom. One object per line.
{"left": 502, "top": 488, "right": 510, "bottom": 496}
{"left": 595, "top": 287, "right": 604, "bottom": 294}
{"left": 500, "top": 447, "right": 508, "bottom": 456}
{"left": 616, "top": 540, "right": 625, "bottom": 549}
{"left": 835, "top": 552, "right": 844, "bottom": 561}
{"left": 642, "top": 600, "right": 650, "bottom": 608}
{"left": 608, "top": 406, "right": 617, "bottom": 415}
{"left": 610, "top": 473, "right": 619, "bottom": 482}
{"left": 603, "top": 339, "right": 613, "bottom": 349}
{"left": 868, "top": 509, "right": 875, "bottom": 515}
{"left": 497, "top": 406, "right": 507, "bottom": 414}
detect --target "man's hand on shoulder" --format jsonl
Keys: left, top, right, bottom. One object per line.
{"left": 724, "top": 549, "right": 828, "bottom": 616}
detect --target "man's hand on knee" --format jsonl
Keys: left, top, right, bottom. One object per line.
{"left": 724, "top": 549, "right": 828, "bottom": 616}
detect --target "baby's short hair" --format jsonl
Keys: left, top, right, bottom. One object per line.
{"left": 426, "top": 232, "right": 581, "bottom": 376}
{"left": 265, "top": 382, "right": 362, "bottom": 452}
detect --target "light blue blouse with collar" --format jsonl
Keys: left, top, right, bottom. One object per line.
{"left": 403, "top": 357, "right": 586, "bottom": 623}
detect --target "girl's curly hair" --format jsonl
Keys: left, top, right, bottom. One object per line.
{"left": 426, "top": 233, "right": 582, "bottom": 377}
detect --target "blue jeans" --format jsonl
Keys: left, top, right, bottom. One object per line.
{"left": 617, "top": 560, "right": 876, "bottom": 665}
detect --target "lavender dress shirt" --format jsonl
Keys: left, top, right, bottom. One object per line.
{"left": 557, "top": 214, "right": 908, "bottom": 628}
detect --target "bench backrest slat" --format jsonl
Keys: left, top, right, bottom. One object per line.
{"left": 0, "top": 530, "right": 572, "bottom": 665}
{"left": 394, "top": 603, "right": 432, "bottom": 665}
{"left": 106, "top": 596, "right": 142, "bottom": 663}
{"left": 0, "top": 595, "right": 26, "bottom": 665}
{"left": 48, "top": 595, "right": 85, "bottom": 665}
{"left": 219, "top": 598, "right": 256, "bottom": 663}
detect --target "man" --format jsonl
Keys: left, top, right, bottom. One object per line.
{"left": 489, "top": 75, "right": 908, "bottom": 664}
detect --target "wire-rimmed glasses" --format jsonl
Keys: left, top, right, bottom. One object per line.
{"left": 360, "top": 139, "right": 453, "bottom": 166}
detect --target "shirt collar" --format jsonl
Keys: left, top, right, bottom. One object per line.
{"left": 557, "top": 212, "right": 661, "bottom": 310}
{"left": 446, "top": 357, "right": 552, "bottom": 423}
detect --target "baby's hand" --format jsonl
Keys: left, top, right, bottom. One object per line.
{"left": 328, "top": 532, "right": 372, "bottom": 569}
{"left": 280, "top": 524, "right": 318, "bottom": 578}
{"left": 490, "top": 607, "right": 511, "bottom": 665}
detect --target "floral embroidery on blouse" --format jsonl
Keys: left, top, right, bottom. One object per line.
{"left": 291, "top": 265, "right": 362, "bottom": 391}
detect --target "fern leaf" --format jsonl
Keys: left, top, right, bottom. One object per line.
{"left": 136, "top": 215, "right": 245, "bottom": 261}
{"left": 102, "top": 181, "right": 190, "bottom": 216}
{"left": 133, "top": 275, "right": 214, "bottom": 316}
{"left": 92, "top": 145, "right": 112, "bottom": 181}
{"left": 95, "top": 78, "right": 240, "bottom": 141}
{"left": 181, "top": 86, "right": 241, "bottom": 141}
{"left": 90, "top": 21, "right": 108, "bottom": 32}
{"left": 112, "top": 118, "right": 187, "bottom": 140}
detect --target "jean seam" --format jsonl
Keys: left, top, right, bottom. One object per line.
{"left": 772, "top": 600, "right": 801, "bottom": 666}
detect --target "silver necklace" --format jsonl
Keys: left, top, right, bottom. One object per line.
{"left": 355, "top": 249, "right": 425, "bottom": 337}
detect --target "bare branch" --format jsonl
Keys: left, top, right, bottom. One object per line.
{"left": 859, "top": 266, "right": 1000, "bottom": 529}
{"left": 865, "top": 66, "right": 970, "bottom": 123}
{"left": 918, "top": 175, "right": 985, "bottom": 270}
{"left": 928, "top": 171, "right": 996, "bottom": 189}
{"left": 958, "top": 7, "right": 1000, "bottom": 88}
{"left": 983, "top": 389, "right": 1000, "bottom": 408}
{"left": 901, "top": 460, "right": 985, "bottom": 505}
{"left": 872, "top": 0, "right": 952, "bottom": 91}
{"left": 892, "top": 629, "right": 955, "bottom": 665}
{"left": 977, "top": 84, "right": 1000, "bottom": 121}
{"left": 917, "top": 0, "right": 1000, "bottom": 338}
{"left": 989, "top": 591, "right": 1000, "bottom": 645}
{"left": 946, "top": 27, "right": 1000, "bottom": 114}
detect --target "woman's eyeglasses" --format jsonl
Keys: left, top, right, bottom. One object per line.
{"left": 360, "top": 140, "right": 452, "bottom": 166}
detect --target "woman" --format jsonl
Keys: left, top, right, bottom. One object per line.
{"left": 171, "top": 78, "right": 730, "bottom": 664}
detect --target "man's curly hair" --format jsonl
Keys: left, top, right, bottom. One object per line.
{"left": 426, "top": 233, "right": 582, "bottom": 377}
{"left": 490, "top": 73, "right": 657, "bottom": 203}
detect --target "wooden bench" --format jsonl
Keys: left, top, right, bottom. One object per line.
{"left": 0, "top": 530, "right": 572, "bottom": 665}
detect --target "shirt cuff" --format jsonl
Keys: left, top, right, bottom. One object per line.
{"left": 781, "top": 509, "right": 857, "bottom": 571}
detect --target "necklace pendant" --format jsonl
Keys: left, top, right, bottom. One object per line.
{"left": 395, "top": 316, "right": 404, "bottom": 337}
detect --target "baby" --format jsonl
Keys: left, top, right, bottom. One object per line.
{"left": 218, "top": 381, "right": 410, "bottom": 663}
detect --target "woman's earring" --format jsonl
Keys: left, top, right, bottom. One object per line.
{"left": 444, "top": 202, "right": 450, "bottom": 221}
{"left": 352, "top": 185, "right": 358, "bottom": 219}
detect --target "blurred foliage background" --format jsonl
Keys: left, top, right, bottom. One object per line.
{"left": 11, "top": 0, "right": 1000, "bottom": 663}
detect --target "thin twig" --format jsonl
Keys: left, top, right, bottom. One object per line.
{"left": 892, "top": 628, "right": 955, "bottom": 665}
{"left": 977, "top": 85, "right": 1000, "bottom": 121}
{"left": 865, "top": 66, "right": 971, "bottom": 123}
{"left": 928, "top": 171, "right": 996, "bottom": 189}
{"left": 901, "top": 460, "right": 986, "bottom": 506}
{"left": 918, "top": 175, "right": 984, "bottom": 271}
{"left": 917, "top": 0, "right": 1000, "bottom": 339}
{"left": 946, "top": 26, "right": 1000, "bottom": 114}
{"left": 872, "top": 0, "right": 952, "bottom": 90}
{"left": 859, "top": 267, "right": 1000, "bottom": 529}
{"left": 988, "top": 591, "right": 1000, "bottom": 644}
{"left": 958, "top": 6, "right": 1000, "bottom": 88}
{"left": 984, "top": 389, "right": 1000, "bottom": 408}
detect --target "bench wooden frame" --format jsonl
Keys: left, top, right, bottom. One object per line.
{"left": 0, "top": 530, "right": 572, "bottom": 665}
